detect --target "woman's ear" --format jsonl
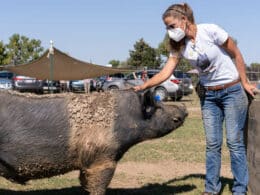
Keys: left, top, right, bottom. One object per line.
{"left": 181, "top": 15, "right": 187, "bottom": 21}
{"left": 181, "top": 17, "right": 187, "bottom": 29}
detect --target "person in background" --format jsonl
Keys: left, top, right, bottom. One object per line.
{"left": 83, "top": 78, "right": 91, "bottom": 93}
{"left": 60, "top": 80, "right": 68, "bottom": 92}
{"left": 141, "top": 67, "right": 148, "bottom": 81}
{"left": 134, "top": 3, "right": 256, "bottom": 195}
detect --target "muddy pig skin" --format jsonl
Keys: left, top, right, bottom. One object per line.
{"left": 0, "top": 90, "right": 187, "bottom": 195}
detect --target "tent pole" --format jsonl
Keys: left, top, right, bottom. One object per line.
{"left": 49, "top": 40, "right": 54, "bottom": 94}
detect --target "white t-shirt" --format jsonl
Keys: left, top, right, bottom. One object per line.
{"left": 170, "top": 23, "right": 239, "bottom": 86}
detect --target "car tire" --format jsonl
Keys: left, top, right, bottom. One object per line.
{"left": 108, "top": 86, "right": 119, "bottom": 90}
{"left": 37, "top": 90, "right": 44, "bottom": 95}
{"left": 171, "top": 95, "right": 183, "bottom": 101}
{"left": 154, "top": 87, "right": 168, "bottom": 101}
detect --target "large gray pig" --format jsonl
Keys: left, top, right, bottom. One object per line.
{"left": 0, "top": 90, "right": 187, "bottom": 195}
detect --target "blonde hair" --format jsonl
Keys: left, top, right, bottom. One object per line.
{"left": 162, "top": 3, "right": 195, "bottom": 53}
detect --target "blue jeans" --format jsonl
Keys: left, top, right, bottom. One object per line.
{"left": 201, "top": 83, "right": 248, "bottom": 194}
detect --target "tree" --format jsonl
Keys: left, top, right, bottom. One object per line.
{"left": 0, "top": 41, "right": 9, "bottom": 65}
{"left": 157, "top": 34, "right": 170, "bottom": 59}
{"left": 250, "top": 63, "right": 260, "bottom": 70}
{"left": 128, "top": 38, "right": 161, "bottom": 69}
{"left": 6, "top": 34, "right": 44, "bottom": 65}
{"left": 108, "top": 59, "right": 120, "bottom": 68}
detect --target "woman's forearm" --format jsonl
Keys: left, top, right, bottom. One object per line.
{"left": 142, "top": 72, "right": 170, "bottom": 89}
{"left": 222, "top": 37, "right": 256, "bottom": 96}
{"left": 134, "top": 56, "right": 179, "bottom": 91}
{"left": 234, "top": 53, "right": 248, "bottom": 85}
{"left": 143, "top": 57, "right": 178, "bottom": 89}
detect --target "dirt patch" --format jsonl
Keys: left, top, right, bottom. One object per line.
{"left": 64, "top": 160, "right": 232, "bottom": 189}
{"left": 108, "top": 161, "right": 232, "bottom": 188}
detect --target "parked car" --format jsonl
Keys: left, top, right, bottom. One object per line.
{"left": 0, "top": 71, "right": 14, "bottom": 90}
{"left": 0, "top": 78, "right": 13, "bottom": 90}
{"left": 96, "top": 76, "right": 107, "bottom": 92}
{"left": 96, "top": 73, "right": 126, "bottom": 91}
{"left": 89, "top": 79, "right": 97, "bottom": 92}
{"left": 102, "top": 73, "right": 144, "bottom": 91}
{"left": 0, "top": 70, "right": 14, "bottom": 79}
{"left": 102, "top": 69, "right": 183, "bottom": 101}
{"left": 143, "top": 69, "right": 183, "bottom": 101}
{"left": 69, "top": 80, "right": 85, "bottom": 92}
{"left": 69, "top": 79, "right": 96, "bottom": 93}
{"left": 43, "top": 80, "right": 61, "bottom": 93}
{"left": 173, "top": 70, "right": 194, "bottom": 96}
{"left": 13, "top": 75, "right": 44, "bottom": 94}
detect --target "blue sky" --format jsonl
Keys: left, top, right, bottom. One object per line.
{"left": 0, "top": 0, "right": 259, "bottom": 66}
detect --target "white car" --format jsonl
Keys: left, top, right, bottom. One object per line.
{"left": 127, "top": 69, "right": 183, "bottom": 101}
{"left": 101, "top": 74, "right": 144, "bottom": 91}
{"left": 101, "top": 70, "right": 184, "bottom": 101}
{"left": 0, "top": 71, "right": 14, "bottom": 90}
{"left": 144, "top": 70, "right": 183, "bottom": 101}
{"left": 173, "top": 70, "right": 194, "bottom": 96}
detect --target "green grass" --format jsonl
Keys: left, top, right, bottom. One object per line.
{"left": 122, "top": 118, "right": 231, "bottom": 164}
{"left": 121, "top": 118, "right": 205, "bottom": 163}
{"left": 0, "top": 176, "right": 83, "bottom": 195}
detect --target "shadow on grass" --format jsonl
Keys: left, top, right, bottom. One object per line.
{"left": 0, "top": 174, "right": 233, "bottom": 195}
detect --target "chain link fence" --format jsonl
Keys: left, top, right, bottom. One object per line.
{"left": 247, "top": 70, "right": 260, "bottom": 83}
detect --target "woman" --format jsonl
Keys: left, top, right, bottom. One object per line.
{"left": 134, "top": 3, "right": 256, "bottom": 195}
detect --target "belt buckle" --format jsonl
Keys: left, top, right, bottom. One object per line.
{"left": 213, "top": 85, "right": 220, "bottom": 90}
{"left": 220, "top": 84, "right": 225, "bottom": 90}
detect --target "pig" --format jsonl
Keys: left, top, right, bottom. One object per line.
{"left": 0, "top": 89, "right": 187, "bottom": 195}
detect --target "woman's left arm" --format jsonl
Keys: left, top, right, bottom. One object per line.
{"left": 222, "top": 37, "right": 256, "bottom": 97}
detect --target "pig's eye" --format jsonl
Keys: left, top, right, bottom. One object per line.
{"left": 173, "top": 117, "right": 179, "bottom": 122}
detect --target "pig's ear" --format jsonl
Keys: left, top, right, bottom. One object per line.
{"left": 138, "top": 89, "right": 157, "bottom": 119}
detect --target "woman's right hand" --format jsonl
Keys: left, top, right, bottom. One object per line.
{"left": 133, "top": 57, "right": 178, "bottom": 92}
{"left": 133, "top": 84, "right": 146, "bottom": 92}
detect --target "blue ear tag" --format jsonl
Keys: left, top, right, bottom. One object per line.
{"left": 154, "top": 95, "right": 161, "bottom": 102}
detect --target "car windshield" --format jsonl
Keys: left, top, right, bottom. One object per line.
{"left": 73, "top": 80, "right": 84, "bottom": 84}
{"left": 109, "top": 73, "right": 125, "bottom": 78}
{"left": 147, "top": 70, "right": 159, "bottom": 79}
{"left": 0, "top": 72, "right": 13, "bottom": 79}
{"left": 174, "top": 71, "right": 191, "bottom": 78}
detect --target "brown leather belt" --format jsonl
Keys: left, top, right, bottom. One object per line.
{"left": 204, "top": 79, "right": 240, "bottom": 91}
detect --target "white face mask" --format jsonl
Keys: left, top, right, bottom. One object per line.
{"left": 167, "top": 28, "right": 185, "bottom": 42}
